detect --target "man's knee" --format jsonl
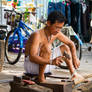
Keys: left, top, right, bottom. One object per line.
{"left": 60, "top": 45, "right": 72, "bottom": 61}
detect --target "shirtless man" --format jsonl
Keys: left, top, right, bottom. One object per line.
{"left": 24, "top": 11, "right": 84, "bottom": 83}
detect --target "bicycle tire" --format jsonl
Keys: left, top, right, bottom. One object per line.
{"left": 5, "top": 30, "right": 22, "bottom": 65}
{"left": 70, "top": 35, "right": 82, "bottom": 60}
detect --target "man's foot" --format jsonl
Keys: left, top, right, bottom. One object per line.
{"left": 38, "top": 78, "right": 46, "bottom": 83}
{"left": 72, "top": 73, "right": 85, "bottom": 85}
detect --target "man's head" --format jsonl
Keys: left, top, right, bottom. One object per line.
{"left": 46, "top": 11, "right": 66, "bottom": 35}
{"left": 47, "top": 11, "right": 66, "bottom": 25}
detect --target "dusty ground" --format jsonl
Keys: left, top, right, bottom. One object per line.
{"left": 0, "top": 43, "right": 92, "bottom": 92}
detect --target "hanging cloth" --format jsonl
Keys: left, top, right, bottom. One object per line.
{"left": 48, "top": 0, "right": 66, "bottom": 16}
{"left": 48, "top": 0, "right": 71, "bottom": 25}
{"left": 71, "top": 0, "right": 80, "bottom": 4}
{"left": 49, "top": 0, "right": 57, "bottom": 2}
{"left": 49, "top": 0, "right": 51, "bottom": 2}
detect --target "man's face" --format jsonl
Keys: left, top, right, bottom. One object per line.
{"left": 47, "top": 21, "right": 64, "bottom": 35}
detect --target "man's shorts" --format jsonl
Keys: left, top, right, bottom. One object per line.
{"left": 24, "top": 46, "right": 62, "bottom": 74}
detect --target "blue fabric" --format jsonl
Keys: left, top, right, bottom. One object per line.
{"left": 65, "top": 4, "right": 71, "bottom": 25}
{"left": 71, "top": 0, "right": 80, "bottom": 4}
{"left": 77, "top": 4, "right": 81, "bottom": 35}
{"left": 56, "top": 2, "right": 66, "bottom": 16}
{"left": 48, "top": 2, "right": 65, "bottom": 16}
{"left": 70, "top": 3, "right": 83, "bottom": 40}
{"left": 48, "top": 2, "right": 71, "bottom": 25}
{"left": 48, "top": 2, "right": 55, "bottom": 15}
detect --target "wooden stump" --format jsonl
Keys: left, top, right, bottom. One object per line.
{"left": 10, "top": 81, "right": 53, "bottom": 92}
{"left": 39, "top": 80, "right": 72, "bottom": 92}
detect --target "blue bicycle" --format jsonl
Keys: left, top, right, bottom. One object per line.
{"left": 5, "top": 9, "right": 34, "bottom": 65}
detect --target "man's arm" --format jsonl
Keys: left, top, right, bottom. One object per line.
{"left": 29, "top": 32, "right": 50, "bottom": 65}
{"left": 57, "top": 32, "right": 80, "bottom": 69}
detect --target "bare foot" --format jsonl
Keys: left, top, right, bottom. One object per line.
{"left": 38, "top": 78, "right": 46, "bottom": 83}
{"left": 72, "top": 73, "right": 85, "bottom": 85}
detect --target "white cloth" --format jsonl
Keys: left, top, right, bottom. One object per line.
{"left": 30, "top": 14, "right": 36, "bottom": 25}
{"left": 24, "top": 46, "right": 62, "bottom": 74}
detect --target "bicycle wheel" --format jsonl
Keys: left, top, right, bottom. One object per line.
{"left": 5, "top": 30, "right": 22, "bottom": 65}
{"left": 70, "top": 35, "right": 82, "bottom": 60}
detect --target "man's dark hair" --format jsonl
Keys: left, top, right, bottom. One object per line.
{"left": 47, "top": 11, "right": 66, "bottom": 24}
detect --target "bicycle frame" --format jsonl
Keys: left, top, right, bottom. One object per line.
{"left": 10, "top": 20, "right": 34, "bottom": 48}
{"left": 63, "top": 26, "right": 83, "bottom": 46}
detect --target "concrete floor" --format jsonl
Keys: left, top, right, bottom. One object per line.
{"left": 0, "top": 43, "right": 92, "bottom": 92}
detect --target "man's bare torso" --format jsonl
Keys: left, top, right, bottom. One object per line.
{"left": 25, "top": 29, "right": 57, "bottom": 60}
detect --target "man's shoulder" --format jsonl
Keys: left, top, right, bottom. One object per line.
{"left": 30, "top": 30, "right": 40, "bottom": 37}
{"left": 28, "top": 30, "right": 43, "bottom": 42}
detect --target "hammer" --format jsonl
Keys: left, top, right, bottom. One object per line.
{"left": 63, "top": 51, "right": 70, "bottom": 60}
{"left": 58, "top": 51, "right": 70, "bottom": 69}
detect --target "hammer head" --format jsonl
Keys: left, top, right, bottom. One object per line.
{"left": 63, "top": 51, "right": 70, "bottom": 59}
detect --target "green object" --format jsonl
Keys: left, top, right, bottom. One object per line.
{"left": 13, "top": 0, "right": 18, "bottom": 2}
{"left": 7, "top": 0, "right": 12, "bottom": 1}
{"left": 60, "top": 0, "right": 63, "bottom": 2}
{"left": 17, "top": 1, "right": 21, "bottom": 6}
{"left": 24, "top": 8, "right": 30, "bottom": 23}
{"left": 49, "top": 0, "right": 51, "bottom": 2}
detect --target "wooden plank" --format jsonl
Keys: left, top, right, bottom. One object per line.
{"left": 11, "top": 76, "right": 72, "bottom": 92}
{"left": 73, "top": 73, "right": 92, "bottom": 85}
{"left": 73, "top": 81, "right": 92, "bottom": 92}
{"left": 10, "top": 82, "right": 53, "bottom": 92}
{"left": 39, "top": 80, "right": 72, "bottom": 92}
{"left": 84, "top": 74, "right": 92, "bottom": 79}
{"left": 0, "top": 40, "right": 4, "bottom": 72}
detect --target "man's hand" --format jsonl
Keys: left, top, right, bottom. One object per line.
{"left": 52, "top": 56, "right": 65, "bottom": 66}
{"left": 73, "top": 58, "right": 80, "bottom": 69}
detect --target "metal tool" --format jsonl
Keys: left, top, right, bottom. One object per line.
{"left": 58, "top": 51, "right": 70, "bottom": 69}
{"left": 63, "top": 51, "right": 70, "bottom": 59}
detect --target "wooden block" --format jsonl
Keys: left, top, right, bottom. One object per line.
{"left": 9, "top": 81, "right": 53, "bottom": 92}
{"left": 39, "top": 80, "right": 72, "bottom": 92}
{"left": 73, "top": 81, "right": 92, "bottom": 92}
{"left": 0, "top": 40, "right": 4, "bottom": 72}
{"left": 0, "top": 60, "right": 4, "bottom": 72}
